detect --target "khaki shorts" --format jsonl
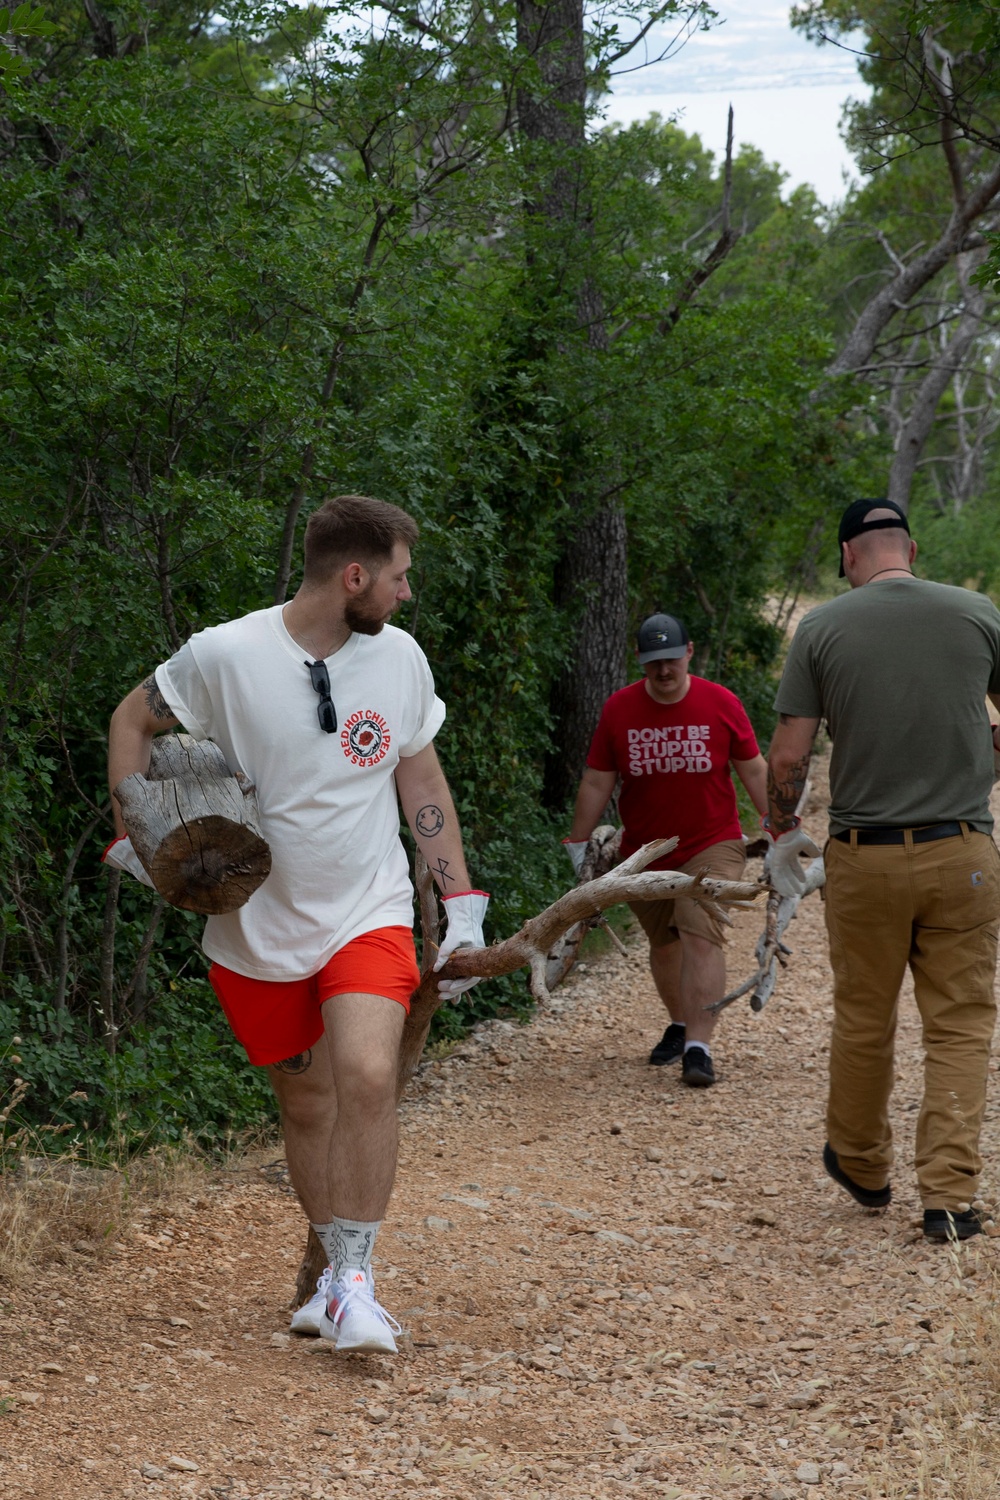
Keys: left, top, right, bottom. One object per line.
{"left": 629, "top": 838, "right": 747, "bottom": 949}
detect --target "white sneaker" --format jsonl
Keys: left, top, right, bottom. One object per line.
{"left": 289, "top": 1265, "right": 334, "bottom": 1336}
{"left": 319, "top": 1267, "right": 401, "bottom": 1354}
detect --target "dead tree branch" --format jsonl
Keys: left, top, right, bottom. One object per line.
{"left": 708, "top": 857, "right": 825, "bottom": 1015}
{"left": 292, "top": 833, "right": 763, "bottom": 1304}
{"left": 659, "top": 105, "right": 738, "bottom": 333}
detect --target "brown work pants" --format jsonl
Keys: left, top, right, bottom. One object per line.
{"left": 824, "top": 829, "right": 1000, "bottom": 1208}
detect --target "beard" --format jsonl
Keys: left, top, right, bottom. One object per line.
{"left": 345, "top": 584, "right": 392, "bottom": 637}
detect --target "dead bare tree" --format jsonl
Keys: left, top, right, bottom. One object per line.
{"left": 797, "top": 5, "right": 1000, "bottom": 509}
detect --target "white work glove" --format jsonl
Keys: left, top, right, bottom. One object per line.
{"left": 561, "top": 838, "right": 588, "bottom": 877}
{"left": 433, "top": 890, "right": 490, "bottom": 1000}
{"left": 763, "top": 817, "right": 820, "bottom": 899}
{"left": 102, "top": 835, "right": 155, "bottom": 889}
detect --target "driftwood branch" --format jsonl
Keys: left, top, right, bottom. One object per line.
{"left": 544, "top": 824, "right": 623, "bottom": 990}
{"left": 709, "top": 856, "right": 825, "bottom": 1015}
{"left": 292, "top": 832, "right": 765, "bottom": 1305}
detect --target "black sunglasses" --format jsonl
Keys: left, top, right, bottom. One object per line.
{"left": 305, "top": 659, "right": 337, "bottom": 734}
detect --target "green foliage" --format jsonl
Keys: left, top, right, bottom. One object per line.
{"left": 0, "top": 4, "right": 54, "bottom": 75}
{"left": 0, "top": 0, "right": 871, "bottom": 1147}
{"left": 910, "top": 491, "right": 1000, "bottom": 597}
{"left": 1, "top": 980, "right": 276, "bottom": 1151}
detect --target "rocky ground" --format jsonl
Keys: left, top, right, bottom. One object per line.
{"left": 3, "top": 758, "right": 1000, "bottom": 1500}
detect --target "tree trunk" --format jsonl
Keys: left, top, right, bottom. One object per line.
{"left": 886, "top": 249, "right": 987, "bottom": 512}
{"left": 543, "top": 502, "right": 628, "bottom": 807}
{"left": 515, "top": 0, "right": 629, "bottom": 806}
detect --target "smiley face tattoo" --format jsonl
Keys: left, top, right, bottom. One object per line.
{"left": 415, "top": 803, "right": 445, "bottom": 838}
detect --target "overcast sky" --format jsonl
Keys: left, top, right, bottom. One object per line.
{"left": 600, "top": 0, "right": 870, "bottom": 205}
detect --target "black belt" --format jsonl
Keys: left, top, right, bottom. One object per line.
{"left": 833, "top": 822, "right": 964, "bottom": 846}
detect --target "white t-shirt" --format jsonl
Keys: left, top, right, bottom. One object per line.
{"left": 155, "top": 606, "right": 445, "bottom": 981}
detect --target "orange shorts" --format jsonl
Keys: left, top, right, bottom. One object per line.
{"left": 208, "top": 925, "right": 420, "bottom": 1068}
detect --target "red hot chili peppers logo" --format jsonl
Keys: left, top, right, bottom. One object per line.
{"left": 341, "top": 710, "right": 391, "bottom": 767}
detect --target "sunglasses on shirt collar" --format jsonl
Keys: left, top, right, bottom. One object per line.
{"left": 305, "top": 659, "right": 337, "bottom": 734}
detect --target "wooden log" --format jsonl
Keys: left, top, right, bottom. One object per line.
{"left": 113, "top": 735, "right": 271, "bottom": 915}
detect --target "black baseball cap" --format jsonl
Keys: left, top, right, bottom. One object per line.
{"left": 636, "top": 613, "right": 689, "bottom": 663}
{"left": 838, "top": 499, "right": 910, "bottom": 577}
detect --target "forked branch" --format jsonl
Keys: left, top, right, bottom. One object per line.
{"left": 709, "top": 856, "right": 825, "bottom": 1015}
{"left": 292, "top": 834, "right": 764, "bottom": 1305}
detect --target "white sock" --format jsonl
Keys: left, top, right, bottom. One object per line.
{"left": 684, "top": 1040, "right": 712, "bottom": 1058}
{"left": 311, "top": 1217, "right": 380, "bottom": 1278}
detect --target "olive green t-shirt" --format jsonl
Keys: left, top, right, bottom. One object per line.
{"left": 774, "top": 579, "right": 1000, "bottom": 835}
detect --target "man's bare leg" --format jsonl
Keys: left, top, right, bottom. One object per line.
{"left": 320, "top": 991, "right": 405, "bottom": 1222}
{"left": 267, "top": 1035, "right": 337, "bottom": 1221}
{"left": 677, "top": 930, "right": 725, "bottom": 1046}
{"left": 648, "top": 940, "right": 683, "bottom": 1023}
{"left": 267, "top": 992, "right": 405, "bottom": 1226}
{"left": 649, "top": 933, "right": 725, "bottom": 1045}
{"left": 270, "top": 994, "right": 406, "bottom": 1348}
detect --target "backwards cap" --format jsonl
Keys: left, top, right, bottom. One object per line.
{"left": 837, "top": 499, "right": 910, "bottom": 578}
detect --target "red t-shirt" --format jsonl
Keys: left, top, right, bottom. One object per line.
{"left": 586, "top": 676, "right": 760, "bottom": 868}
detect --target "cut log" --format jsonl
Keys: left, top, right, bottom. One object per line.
{"left": 113, "top": 735, "right": 271, "bottom": 915}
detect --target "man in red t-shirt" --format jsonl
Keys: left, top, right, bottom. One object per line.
{"left": 565, "top": 613, "right": 768, "bottom": 1087}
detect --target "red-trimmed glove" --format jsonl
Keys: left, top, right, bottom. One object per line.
{"left": 762, "top": 816, "right": 820, "bottom": 899}
{"left": 561, "top": 838, "right": 588, "bottom": 877}
{"left": 433, "top": 890, "right": 490, "bottom": 1000}
{"left": 102, "top": 835, "right": 155, "bottom": 889}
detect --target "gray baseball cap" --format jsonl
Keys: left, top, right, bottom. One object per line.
{"left": 636, "top": 613, "right": 690, "bottom": 663}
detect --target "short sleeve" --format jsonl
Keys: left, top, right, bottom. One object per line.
{"left": 155, "top": 641, "right": 214, "bottom": 739}
{"left": 586, "top": 705, "right": 619, "bottom": 773}
{"left": 728, "top": 697, "right": 760, "bottom": 760}
{"left": 774, "top": 625, "right": 824, "bottom": 719}
{"left": 399, "top": 695, "right": 446, "bottom": 757}
{"left": 398, "top": 646, "right": 446, "bottom": 757}
{"left": 985, "top": 604, "right": 1000, "bottom": 695}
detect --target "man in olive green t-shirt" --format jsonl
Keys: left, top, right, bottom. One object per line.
{"left": 768, "top": 500, "right": 1000, "bottom": 1242}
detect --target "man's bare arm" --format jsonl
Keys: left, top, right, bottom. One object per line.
{"left": 567, "top": 766, "right": 618, "bottom": 844}
{"left": 108, "top": 675, "right": 181, "bottom": 836}
{"left": 732, "top": 753, "right": 768, "bottom": 819}
{"left": 767, "top": 714, "right": 821, "bottom": 834}
{"left": 394, "top": 742, "right": 474, "bottom": 895}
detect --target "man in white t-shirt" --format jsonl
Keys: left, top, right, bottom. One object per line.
{"left": 106, "top": 495, "right": 488, "bottom": 1354}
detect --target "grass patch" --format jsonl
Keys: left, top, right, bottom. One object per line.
{"left": 0, "top": 1135, "right": 217, "bottom": 1286}
{"left": 858, "top": 1243, "right": 1000, "bottom": 1500}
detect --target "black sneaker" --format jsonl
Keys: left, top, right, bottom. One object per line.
{"left": 649, "top": 1023, "right": 686, "bottom": 1066}
{"left": 923, "top": 1208, "right": 988, "bottom": 1242}
{"left": 681, "top": 1045, "right": 715, "bottom": 1087}
{"left": 822, "top": 1142, "right": 891, "bottom": 1210}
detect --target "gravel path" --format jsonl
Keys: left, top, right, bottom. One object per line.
{"left": 4, "top": 755, "right": 1000, "bottom": 1500}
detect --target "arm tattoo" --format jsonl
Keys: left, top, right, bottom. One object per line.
{"left": 142, "top": 675, "right": 174, "bottom": 721}
{"left": 415, "top": 803, "right": 445, "bottom": 838}
{"left": 767, "top": 756, "right": 812, "bottom": 833}
{"left": 273, "top": 1050, "right": 312, "bottom": 1074}
{"left": 431, "top": 856, "right": 455, "bottom": 888}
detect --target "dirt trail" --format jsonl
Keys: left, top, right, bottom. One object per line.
{"left": 3, "top": 754, "right": 1000, "bottom": 1500}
